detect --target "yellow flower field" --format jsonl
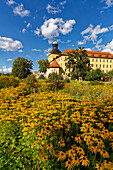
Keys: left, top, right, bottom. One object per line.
{"left": 0, "top": 82, "right": 113, "bottom": 169}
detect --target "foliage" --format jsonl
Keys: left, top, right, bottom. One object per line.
{"left": 0, "top": 83, "right": 113, "bottom": 169}
{"left": 65, "top": 47, "right": 91, "bottom": 79}
{"left": 85, "top": 68, "right": 104, "bottom": 81}
{"left": 0, "top": 75, "right": 19, "bottom": 89}
{"left": 108, "top": 69, "right": 113, "bottom": 81}
{"left": 12, "top": 57, "right": 33, "bottom": 79}
{"left": 48, "top": 72, "right": 63, "bottom": 81}
{"left": 22, "top": 74, "right": 37, "bottom": 83}
{"left": 37, "top": 59, "right": 50, "bottom": 73}
{"left": 62, "top": 81, "right": 113, "bottom": 99}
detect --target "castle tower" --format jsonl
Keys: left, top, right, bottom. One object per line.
{"left": 48, "top": 40, "right": 61, "bottom": 63}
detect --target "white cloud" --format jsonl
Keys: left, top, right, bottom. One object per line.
{"left": 2, "top": 66, "right": 7, "bottom": 69}
{"left": 7, "top": 58, "right": 13, "bottom": 61}
{"left": 6, "top": 0, "right": 15, "bottom": 6}
{"left": 59, "top": 20, "right": 76, "bottom": 35}
{"left": 27, "top": 23, "right": 30, "bottom": 28}
{"left": 101, "top": 0, "right": 113, "bottom": 8}
{"left": 34, "top": 28, "right": 40, "bottom": 36}
{"left": 40, "top": 18, "right": 76, "bottom": 40}
{"left": 3, "top": 67, "right": 12, "bottom": 73}
{"left": 60, "top": 0, "right": 67, "bottom": 5}
{"left": 18, "top": 49, "right": 23, "bottom": 52}
{"left": 102, "top": 39, "right": 113, "bottom": 53}
{"left": 22, "top": 28, "right": 27, "bottom": 33}
{"left": 81, "top": 24, "right": 108, "bottom": 43}
{"left": 85, "top": 48, "right": 92, "bottom": 51}
{"left": 46, "top": 4, "right": 61, "bottom": 14}
{"left": 0, "top": 36, "right": 23, "bottom": 51}
{"left": 0, "top": 66, "right": 12, "bottom": 73}
{"left": 44, "top": 48, "right": 52, "bottom": 56}
{"left": 32, "top": 49, "right": 41, "bottom": 52}
{"left": 78, "top": 40, "right": 86, "bottom": 45}
{"left": 13, "top": 3, "right": 30, "bottom": 17}
{"left": 79, "top": 24, "right": 111, "bottom": 47}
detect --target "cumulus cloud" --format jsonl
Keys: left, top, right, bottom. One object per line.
{"left": 6, "top": 0, "right": 15, "bottom": 6}
{"left": 102, "top": 39, "right": 113, "bottom": 53}
{"left": 40, "top": 18, "right": 76, "bottom": 40}
{"left": 34, "top": 28, "right": 40, "bottom": 36}
{"left": 13, "top": 3, "right": 30, "bottom": 17}
{"left": 0, "top": 66, "right": 12, "bottom": 73}
{"left": 7, "top": 58, "right": 13, "bottom": 61}
{"left": 32, "top": 49, "right": 41, "bottom": 52}
{"left": 0, "top": 36, "right": 23, "bottom": 51}
{"left": 101, "top": 0, "right": 113, "bottom": 8}
{"left": 46, "top": 4, "right": 61, "bottom": 14}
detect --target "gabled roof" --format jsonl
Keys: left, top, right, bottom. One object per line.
{"left": 48, "top": 60, "right": 61, "bottom": 68}
{"left": 60, "top": 49, "right": 113, "bottom": 59}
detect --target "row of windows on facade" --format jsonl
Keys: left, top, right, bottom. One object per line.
{"left": 91, "top": 64, "right": 112, "bottom": 68}
{"left": 58, "top": 58, "right": 112, "bottom": 63}
{"left": 92, "top": 59, "right": 112, "bottom": 62}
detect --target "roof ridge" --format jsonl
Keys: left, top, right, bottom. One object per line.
{"left": 48, "top": 60, "right": 61, "bottom": 68}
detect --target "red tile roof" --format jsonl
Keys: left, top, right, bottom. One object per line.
{"left": 48, "top": 60, "right": 61, "bottom": 68}
{"left": 60, "top": 49, "right": 113, "bottom": 59}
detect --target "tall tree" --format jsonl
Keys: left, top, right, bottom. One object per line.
{"left": 37, "top": 59, "right": 50, "bottom": 73}
{"left": 12, "top": 57, "right": 33, "bottom": 79}
{"left": 65, "top": 47, "right": 91, "bottom": 79}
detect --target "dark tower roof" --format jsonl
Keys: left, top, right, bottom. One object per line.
{"left": 51, "top": 40, "right": 61, "bottom": 54}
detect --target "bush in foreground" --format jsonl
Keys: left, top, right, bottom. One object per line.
{"left": 0, "top": 75, "right": 19, "bottom": 89}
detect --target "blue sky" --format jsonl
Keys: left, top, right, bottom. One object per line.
{"left": 0, "top": 0, "right": 113, "bottom": 73}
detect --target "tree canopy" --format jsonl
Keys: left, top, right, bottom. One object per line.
{"left": 65, "top": 47, "right": 91, "bottom": 79}
{"left": 37, "top": 59, "right": 50, "bottom": 73}
{"left": 12, "top": 57, "right": 33, "bottom": 79}
{"left": 85, "top": 68, "right": 104, "bottom": 81}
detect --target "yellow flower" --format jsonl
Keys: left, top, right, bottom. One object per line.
{"left": 58, "top": 139, "right": 65, "bottom": 147}
{"left": 57, "top": 151, "right": 66, "bottom": 161}
{"left": 65, "top": 159, "right": 74, "bottom": 170}
{"left": 100, "top": 150, "right": 109, "bottom": 158}
{"left": 76, "top": 147, "right": 85, "bottom": 155}
{"left": 80, "top": 155, "right": 90, "bottom": 167}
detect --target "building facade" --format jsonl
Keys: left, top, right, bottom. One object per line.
{"left": 47, "top": 41, "right": 113, "bottom": 77}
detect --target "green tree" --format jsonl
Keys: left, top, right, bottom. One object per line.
{"left": 85, "top": 68, "right": 104, "bottom": 81}
{"left": 12, "top": 57, "right": 33, "bottom": 79}
{"left": 108, "top": 69, "right": 113, "bottom": 80}
{"left": 37, "top": 59, "right": 50, "bottom": 73}
{"left": 65, "top": 47, "right": 91, "bottom": 79}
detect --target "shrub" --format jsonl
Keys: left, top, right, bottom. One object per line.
{"left": 48, "top": 72, "right": 63, "bottom": 81}
{"left": 0, "top": 75, "right": 19, "bottom": 89}
{"left": 22, "top": 74, "right": 37, "bottom": 83}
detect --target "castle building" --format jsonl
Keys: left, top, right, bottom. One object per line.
{"left": 47, "top": 41, "right": 113, "bottom": 77}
